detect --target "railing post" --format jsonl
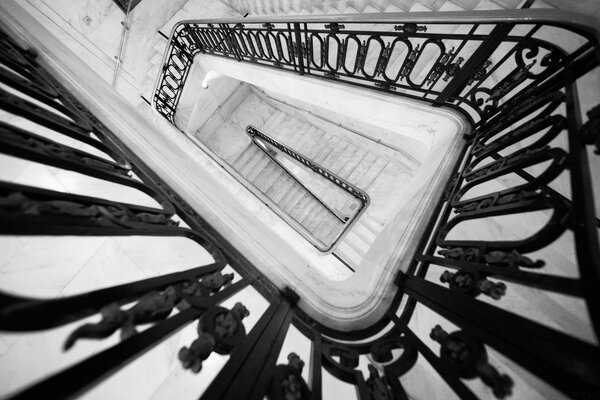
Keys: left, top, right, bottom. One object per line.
{"left": 220, "top": 23, "right": 243, "bottom": 61}
{"left": 293, "top": 22, "right": 305, "bottom": 75}
{"left": 434, "top": 24, "right": 513, "bottom": 106}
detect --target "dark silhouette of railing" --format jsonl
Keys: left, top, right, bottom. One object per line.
{"left": 1, "top": 7, "right": 600, "bottom": 400}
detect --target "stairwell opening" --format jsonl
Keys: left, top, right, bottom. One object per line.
{"left": 169, "top": 59, "right": 467, "bottom": 296}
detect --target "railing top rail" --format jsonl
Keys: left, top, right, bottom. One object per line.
{"left": 170, "top": 9, "right": 600, "bottom": 38}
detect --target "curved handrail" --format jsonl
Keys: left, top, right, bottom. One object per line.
{"left": 152, "top": 9, "right": 600, "bottom": 129}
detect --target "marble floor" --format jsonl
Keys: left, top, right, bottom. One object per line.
{"left": 0, "top": 110, "right": 275, "bottom": 399}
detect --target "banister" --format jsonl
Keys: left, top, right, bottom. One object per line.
{"left": 152, "top": 9, "right": 600, "bottom": 129}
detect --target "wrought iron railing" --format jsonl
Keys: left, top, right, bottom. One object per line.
{"left": 1, "top": 7, "right": 600, "bottom": 400}
{"left": 152, "top": 10, "right": 599, "bottom": 128}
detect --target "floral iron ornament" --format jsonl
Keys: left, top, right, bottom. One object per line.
{"left": 430, "top": 325, "right": 514, "bottom": 399}
{"left": 439, "top": 269, "right": 507, "bottom": 300}
{"left": 63, "top": 271, "right": 234, "bottom": 350}
{"left": 179, "top": 302, "right": 249, "bottom": 373}
{"left": 267, "top": 352, "right": 311, "bottom": 400}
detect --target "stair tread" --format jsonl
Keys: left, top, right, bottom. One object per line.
{"left": 352, "top": 218, "right": 378, "bottom": 244}
{"left": 287, "top": 122, "right": 314, "bottom": 148}
{"left": 237, "top": 146, "right": 263, "bottom": 175}
{"left": 320, "top": 139, "right": 352, "bottom": 172}
{"left": 313, "top": 136, "right": 340, "bottom": 165}
{"left": 288, "top": 192, "right": 316, "bottom": 222}
{"left": 328, "top": 142, "right": 360, "bottom": 177}
{"left": 341, "top": 230, "right": 371, "bottom": 256}
{"left": 314, "top": 212, "right": 344, "bottom": 245}
{"left": 298, "top": 198, "right": 324, "bottom": 225}
{"left": 245, "top": 152, "right": 272, "bottom": 181}
{"left": 360, "top": 213, "right": 384, "bottom": 236}
{"left": 337, "top": 147, "right": 368, "bottom": 179}
{"left": 251, "top": 159, "right": 284, "bottom": 192}
{"left": 335, "top": 240, "right": 364, "bottom": 266}
{"left": 261, "top": 110, "right": 286, "bottom": 132}
{"left": 232, "top": 144, "right": 258, "bottom": 170}
{"left": 279, "top": 181, "right": 306, "bottom": 211}
{"left": 275, "top": 117, "right": 308, "bottom": 145}
{"left": 268, "top": 173, "right": 296, "bottom": 203}
{"left": 295, "top": 128, "right": 328, "bottom": 156}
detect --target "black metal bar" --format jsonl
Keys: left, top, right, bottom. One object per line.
{"left": 200, "top": 295, "right": 293, "bottom": 400}
{"left": 404, "top": 275, "right": 600, "bottom": 396}
{"left": 246, "top": 301, "right": 295, "bottom": 400}
{"left": 435, "top": 23, "right": 514, "bottom": 105}
{"left": 0, "top": 262, "right": 223, "bottom": 331}
{"left": 395, "top": 318, "right": 479, "bottom": 400}
{"left": 293, "top": 22, "right": 305, "bottom": 74}
{"left": 418, "top": 254, "right": 583, "bottom": 296}
{"left": 309, "top": 326, "right": 323, "bottom": 400}
{"left": 9, "top": 280, "right": 248, "bottom": 400}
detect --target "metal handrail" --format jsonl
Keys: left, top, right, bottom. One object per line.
{"left": 152, "top": 9, "right": 599, "bottom": 130}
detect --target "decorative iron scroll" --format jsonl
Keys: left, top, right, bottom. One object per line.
{"left": 3, "top": 7, "right": 600, "bottom": 400}
{"left": 153, "top": 12, "right": 596, "bottom": 128}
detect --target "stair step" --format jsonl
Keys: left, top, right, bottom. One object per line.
{"left": 244, "top": 151, "right": 272, "bottom": 181}
{"left": 277, "top": 179, "right": 302, "bottom": 209}
{"left": 328, "top": 142, "right": 359, "bottom": 176}
{"left": 362, "top": 4, "right": 382, "bottom": 13}
{"left": 262, "top": 163, "right": 288, "bottom": 193}
{"left": 287, "top": 122, "right": 314, "bottom": 148}
{"left": 298, "top": 197, "right": 324, "bottom": 226}
{"left": 251, "top": 159, "right": 282, "bottom": 192}
{"left": 279, "top": 182, "right": 307, "bottom": 211}
{"left": 230, "top": 93, "right": 277, "bottom": 129}
{"left": 438, "top": 1, "right": 465, "bottom": 11}
{"left": 268, "top": 173, "right": 296, "bottom": 203}
{"left": 294, "top": 128, "right": 328, "bottom": 156}
{"left": 360, "top": 213, "right": 384, "bottom": 236}
{"left": 234, "top": 145, "right": 261, "bottom": 174}
{"left": 320, "top": 139, "right": 352, "bottom": 172}
{"left": 150, "top": 51, "right": 163, "bottom": 66}
{"left": 262, "top": 110, "right": 286, "bottom": 132}
{"left": 352, "top": 218, "right": 378, "bottom": 245}
{"left": 409, "top": 2, "right": 432, "bottom": 11}
{"left": 288, "top": 192, "right": 315, "bottom": 222}
{"left": 383, "top": 4, "right": 404, "bottom": 12}
{"left": 337, "top": 147, "right": 368, "bottom": 180}
{"left": 285, "top": 122, "right": 314, "bottom": 151}
{"left": 355, "top": 157, "right": 389, "bottom": 189}
{"left": 232, "top": 144, "right": 258, "bottom": 171}
{"left": 153, "top": 39, "right": 167, "bottom": 55}
{"left": 313, "top": 136, "right": 340, "bottom": 165}
{"left": 314, "top": 211, "right": 343, "bottom": 245}
{"left": 335, "top": 240, "right": 364, "bottom": 269}
{"left": 419, "top": 0, "right": 447, "bottom": 11}
{"left": 296, "top": 196, "right": 322, "bottom": 225}
{"left": 343, "top": 230, "right": 371, "bottom": 256}
{"left": 275, "top": 117, "right": 307, "bottom": 144}
{"left": 303, "top": 206, "right": 328, "bottom": 234}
